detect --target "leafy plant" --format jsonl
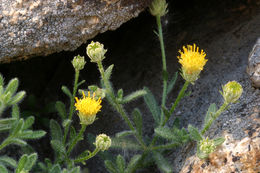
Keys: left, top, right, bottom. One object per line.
{"left": 0, "top": 74, "right": 46, "bottom": 173}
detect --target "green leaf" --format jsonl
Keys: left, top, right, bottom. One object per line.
{"left": 0, "top": 74, "right": 4, "bottom": 86}
{"left": 167, "top": 72, "right": 178, "bottom": 95}
{"left": 213, "top": 137, "right": 225, "bottom": 146}
{"left": 62, "top": 119, "right": 71, "bottom": 129}
{"left": 23, "top": 116, "right": 35, "bottom": 130}
{"left": 3, "top": 92, "right": 12, "bottom": 104}
{"left": 0, "top": 164, "right": 8, "bottom": 173}
{"left": 116, "top": 155, "right": 125, "bottom": 173}
{"left": 125, "top": 154, "right": 141, "bottom": 173}
{"left": 111, "top": 138, "right": 141, "bottom": 150}
{"left": 55, "top": 101, "right": 67, "bottom": 120}
{"left": 122, "top": 90, "right": 147, "bottom": 103}
{"left": 204, "top": 103, "right": 217, "bottom": 125}
{"left": 51, "top": 140, "right": 65, "bottom": 155}
{"left": 0, "top": 156, "right": 17, "bottom": 168}
{"left": 12, "top": 105, "right": 20, "bottom": 119}
{"left": 24, "top": 153, "right": 37, "bottom": 171}
{"left": 154, "top": 127, "right": 176, "bottom": 141}
{"left": 188, "top": 125, "right": 203, "bottom": 142}
{"left": 117, "top": 89, "right": 123, "bottom": 99}
{"left": 104, "top": 64, "right": 114, "bottom": 80}
{"left": 9, "top": 138, "right": 27, "bottom": 146}
{"left": 132, "top": 108, "right": 143, "bottom": 137}
{"left": 0, "top": 118, "right": 17, "bottom": 125}
{"left": 50, "top": 164, "right": 62, "bottom": 173}
{"left": 0, "top": 125, "right": 11, "bottom": 132}
{"left": 115, "top": 130, "right": 135, "bottom": 138}
{"left": 77, "top": 80, "right": 86, "bottom": 88}
{"left": 15, "top": 154, "right": 28, "bottom": 173}
{"left": 153, "top": 151, "right": 173, "bottom": 173}
{"left": 50, "top": 119, "right": 63, "bottom": 142}
{"left": 105, "top": 160, "right": 118, "bottom": 173}
{"left": 37, "top": 162, "right": 47, "bottom": 172}
{"left": 4, "top": 78, "right": 18, "bottom": 96}
{"left": 10, "top": 91, "right": 26, "bottom": 105}
{"left": 143, "top": 87, "right": 160, "bottom": 126}
{"left": 20, "top": 130, "right": 46, "bottom": 139}
{"left": 61, "top": 86, "right": 72, "bottom": 98}
{"left": 69, "top": 126, "right": 76, "bottom": 141}
{"left": 11, "top": 119, "right": 24, "bottom": 136}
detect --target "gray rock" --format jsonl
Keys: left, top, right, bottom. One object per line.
{"left": 247, "top": 38, "right": 260, "bottom": 88}
{"left": 0, "top": 0, "right": 151, "bottom": 63}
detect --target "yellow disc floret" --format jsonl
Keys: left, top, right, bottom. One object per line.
{"left": 178, "top": 44, "right": 208, "bottom": 83}
{"left": 75, "top": 92, "right": 102, "bottom": 125}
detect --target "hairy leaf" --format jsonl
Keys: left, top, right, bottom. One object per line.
{"left": 153, "top": 151, "right": 173, "bottom": 173}
{"left": 143, "top": 87, "right": 160, "bottom": 126}
{"left": 188, "top": 125, "right": 203, "bottom": 142}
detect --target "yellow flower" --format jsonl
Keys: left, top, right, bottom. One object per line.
{"left": 75, "top": 92, "right": 102, "bottom": 125}
{"left": 178, "top": 44, "right": 207, "bottom": 83}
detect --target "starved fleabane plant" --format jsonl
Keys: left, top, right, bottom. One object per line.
{"left": 79, "top": 0, "right": 243, "bottom": 172}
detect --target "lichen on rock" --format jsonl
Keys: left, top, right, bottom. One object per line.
{"left": 0, "top": 0, "right": 151, "bottom": 63}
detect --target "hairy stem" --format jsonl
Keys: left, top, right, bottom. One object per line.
{"left": 201, "top": 102, "right": 228, "bottom": 135}
{"left": 156, "top": 15, "right": 168, "bottom": 110}
{"left": 63, "top": 70, "right": 80, "bottom": 144}
{"left": 74, "top": 148, "right": 100, "bottom": 163}
{"left": 97, "top": 61, "right": 147, "bottom": 150}
{"left": 67, "top": 124, "right": 87, "bottom": 155}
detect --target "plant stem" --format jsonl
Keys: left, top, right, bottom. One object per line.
{"left": 163, "top": 81, "right": 189, "bottom": 126}
{"left": 74, "top": 148, "right": 100, "bottom": 163}
{"left": 201, "top": 102, "right": 228, "bottom": 135}
{"left": 97, "top": 61, "right": 147, "bottom": 150}
{"left": 67, "top": 124, "right": 87, "bottom": 154}
{"left": 156, "top": 15, "right": 168, "bottom": 110}
{"left": 63, "top": 70, "right": 80, "bottom": 144}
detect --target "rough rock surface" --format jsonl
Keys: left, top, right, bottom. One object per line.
{"left": 0, "top": 0, "right": 151, "bottom": 63}
{"left": 247, "top": 38, "right": 260, "bottom": 88}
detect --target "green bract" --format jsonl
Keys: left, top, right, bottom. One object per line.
{"left": 72, "top": 55, "right": 86, "bottom": 71}
{"left": 86, "top": 41, "right": 107, "bottom": 63}
{"left": 94, "top": 134, "right": 111, "bottom": 151}
{"left": 221, "top": 81, "right": 243, "bottom": 104}
{"left": 149, "top": 0, "right": 168, "bottom": 17}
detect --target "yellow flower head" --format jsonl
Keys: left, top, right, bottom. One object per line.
{"left": 75, "top": 92, "right": 102, "bottom": 125}
{"left": 178, "top": 44, "right": 208, "bottom": 83}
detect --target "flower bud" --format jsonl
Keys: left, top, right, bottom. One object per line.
{"left": 221, "top": 81, "right": 243, "bottom": 104}
{"left": 199, "top": 137, "right": 216, "bottom": 155}
{"left": 149, "top": 0, "right": 168, "bottom": 17}
{"left": 72, "top": 55, "right": 86, "bottom": 71}
{"left": 86, "top": 41, "right": 107, "bottom": 63}
{"left": 94, "top": 134, "right": 111, "bottom": 151}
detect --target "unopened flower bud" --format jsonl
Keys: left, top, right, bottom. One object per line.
{"left": 149, "top": 0, "right": 168, "bottom": 17}
{"left": 221, "top": 81, "right": 243, "bottom": 104}
{"left": 86, "top": 41, "right": 107, "bottom": 63}
{"left": 199, "top": 137, "right": 216, "bottom": 155}
{"left": 72, "top": 55, "right": 86, "bottom": 71}
{"left": 94, "top": 134, "right": 111, "bottom": 151}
